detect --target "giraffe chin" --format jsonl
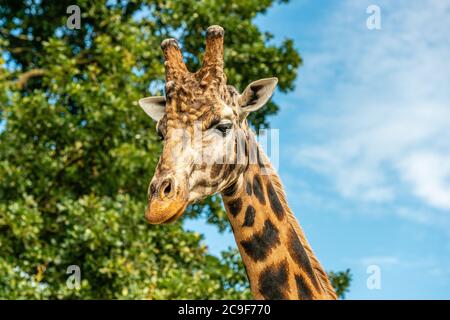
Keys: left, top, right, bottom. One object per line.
{"left": 145, "top": 201, "right": 188, "bottom": 224}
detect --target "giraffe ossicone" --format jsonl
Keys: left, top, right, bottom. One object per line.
{"left": 138, "top": 25, "right": 337, "bottom": 300}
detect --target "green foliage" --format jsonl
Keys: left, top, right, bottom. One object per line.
{"left": 0, "top": 0, "right": 349, "bottom": 299}
{"left": 328, "top": 269, "right": 352, "bottom": 299}
{"left": 0, "top": 0, "right": 299, "bottom": 300}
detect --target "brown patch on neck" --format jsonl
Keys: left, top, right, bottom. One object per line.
{"left": 221, "top": 135, "right": 336, "bottom": 300}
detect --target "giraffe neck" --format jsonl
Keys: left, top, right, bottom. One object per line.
{"left": 221, "top": 133, "right": 336, "bottom": 300}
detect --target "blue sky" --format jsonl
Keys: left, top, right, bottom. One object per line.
{"left": 186, "top": 0, "right": 450, "bottom": 299}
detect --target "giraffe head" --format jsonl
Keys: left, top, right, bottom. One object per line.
{"left": 139, "top": 25, "right": 277, "bottom": 224}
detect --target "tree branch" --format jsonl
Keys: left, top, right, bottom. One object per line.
{"left": 17, "top": 68, "right": 46, "bottom": 89}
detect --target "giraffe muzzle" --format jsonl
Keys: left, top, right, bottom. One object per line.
{"left": 145, "top": 176, "right": 188, "bottom": 224}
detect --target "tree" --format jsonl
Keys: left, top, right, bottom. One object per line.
{"left": 328, "top": 269, "right": 352, "bottom": 299}
{"left": 0, "top": 0, "right": 349, "bottom": 298}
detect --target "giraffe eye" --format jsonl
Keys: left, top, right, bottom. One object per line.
{"left": 215, "top": 123, "right": 232, "bottom": 136}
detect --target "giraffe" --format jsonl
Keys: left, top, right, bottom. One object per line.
{"left": 138, "top": 25, "right": 337, "bottom": 300}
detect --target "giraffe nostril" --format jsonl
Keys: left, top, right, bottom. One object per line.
{"left": 163, "top": 181, "right": 171, "bottom": 196}
{"left": 158, "top": 178, "right": 174, "bottom": 199}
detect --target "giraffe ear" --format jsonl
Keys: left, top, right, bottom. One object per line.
{"left": 138, "top": 96, "right": 166, "bottom": 121}
{"left": 238, "top": 77, "right": 278, "bottom": 115}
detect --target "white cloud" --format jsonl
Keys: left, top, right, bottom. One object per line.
{"left": 398, "top": 153, "right": 450, "bottom": 210}
{"left": 395, "top": 207, "right": 450, "bottom": 232}
{"left": 359, "top": 256, "right": 400, "bottom": 267}
{"left": 356, "top": 255, "right": 450, "bottom": 276}
{"left": 292, "top": 0, "right": 450, "bottom": 213}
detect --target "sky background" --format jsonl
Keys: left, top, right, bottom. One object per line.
{"left": 185, "top": 0, "right": 450, "bottom": 299}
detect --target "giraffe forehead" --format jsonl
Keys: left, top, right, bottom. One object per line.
{"left": 165, "top": 72, "right": 236, "bottom": 112}
{"left": 164, "top": 91, "right": 236, "bottom": 127}
{"left": 165, "top": 99, "right": 223, "bottom": 126}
